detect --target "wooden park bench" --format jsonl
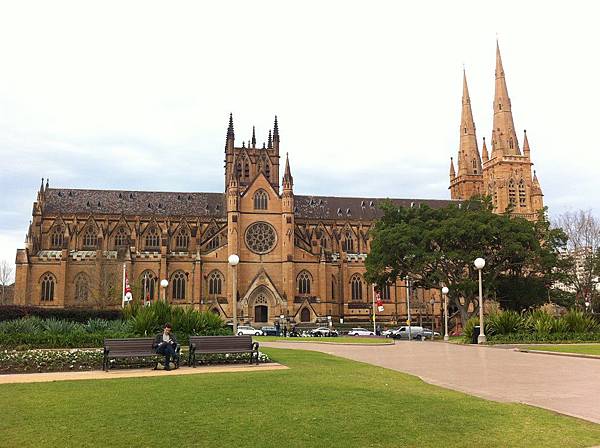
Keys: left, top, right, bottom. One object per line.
{"left": 188, "top": 335, "right": 260, "bottom": 367}
{"left": 103, "top": 338, "right": 180, "bottom": 371}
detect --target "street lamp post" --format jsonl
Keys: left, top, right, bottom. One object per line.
{"left": 160, "top": 279, "right": 169, "bottom": 302}
{"left": 441, "top": 286, "right": 449, "bottom": 341}
{"left": 228, "top": 254, "right": 240, "bottom": 335}
{"left": 429, "top": 298, "right": 435, "bottom": 341}
{"left": 474, "top": 257, "right": 486, "bottom": 344}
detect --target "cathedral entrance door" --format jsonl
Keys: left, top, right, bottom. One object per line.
{"left": 255, "top": 305, "right": 268, "bottom": 323}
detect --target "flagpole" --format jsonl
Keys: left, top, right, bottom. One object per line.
{"left": 121, "top": 263, "right": 126, "bottom": 308}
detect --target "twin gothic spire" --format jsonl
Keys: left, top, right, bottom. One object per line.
{"left": 453, "top": 41, "right": 530, "bottom": 177}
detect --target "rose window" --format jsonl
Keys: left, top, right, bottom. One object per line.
{"left": 245, "top": 222, "right": 277, "bottom": 254}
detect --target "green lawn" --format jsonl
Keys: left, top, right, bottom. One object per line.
{"left": 1, "top": 348, "right": 599, "bottom": 448}
{"left": 255, "top": 335, "right": 393, "bottom": 344}
{"left": 523, "top": 344, "right": 600, "bottom": 356}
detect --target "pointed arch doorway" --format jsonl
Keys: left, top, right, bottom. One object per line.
{"left": 249, "top": 287, "right": 274, "bottom": 324}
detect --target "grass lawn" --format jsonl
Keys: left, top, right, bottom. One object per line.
{"left": 1, "top": 348, "right": 599, "bottom": 448}
{"left": 255, "top": 335, "right": 393, "bottom": 344}
{"left": 523, "top": 344, "right": 600, "bottom": 356}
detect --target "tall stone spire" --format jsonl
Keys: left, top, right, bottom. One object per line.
{"left": 492, "top": 41, "right": 520, "bottom": 157}
{"left": 458, "top": 69, "right": 482, "bottom": 175}
{"left": 449, "top": 157, "right": 456, "bottom": 179}
{"left": 523, "top": 129, "right": 530, "bottom": 158}
{"left": 282, "top": 152, "right": 293, "bottom": 190}
{"left": 267, "top": 129, "right": 272, "bottom": 149}
{"left": 481, "top": 137, "right": 489, "bottom": 163}
{"left": 251, "top": 126, "right": 256, "bottom": 148}
{"left": 273, "top": 115, "right": 280, "bottom": 154}
{"left": 225, "top": 113, "right": 234, "bottom": 152}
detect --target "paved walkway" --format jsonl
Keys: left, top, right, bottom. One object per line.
{"left": 263, "top": 341, "right": 600, "bottom": 424}
{"left": 0, "top": 363, "right": 288, "bottom": 385}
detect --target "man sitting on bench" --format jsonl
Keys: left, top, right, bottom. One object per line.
{"left": 153, "top": 323, "right": 179, "bottom": 371}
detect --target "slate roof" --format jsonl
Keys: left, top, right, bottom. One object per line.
{"left": 42, "top": 188, "right": 457, "bottom": 221}
{"left": 43, "top": 189, "right": 226, "bottom": 218}
{"left": 294, "top": 195, "right": 457, "bottom": 220}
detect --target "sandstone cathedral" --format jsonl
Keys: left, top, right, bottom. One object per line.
{"left": 13, "top": 43, "right": 543, "bottom": 326}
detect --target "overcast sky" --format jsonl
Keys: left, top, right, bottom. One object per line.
{"left": 1, "top": 1, "right": 599, "bottom": 277}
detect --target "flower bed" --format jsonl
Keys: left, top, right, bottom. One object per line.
{"left": 0, "top": 348, "right": 271, "bottom": 374}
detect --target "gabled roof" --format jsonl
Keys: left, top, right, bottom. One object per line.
{"left": 293, "top": 195, "right": 457, "bottom": 220}
{"left": 43, "top": 188, "right": 226, "bottom": 218}
{"left": 42, "top": 188, "right": 458, "bottom": 221}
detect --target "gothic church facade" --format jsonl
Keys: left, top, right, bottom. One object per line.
{"left": 14, "top": 44, "right": 543, "bottom": 326}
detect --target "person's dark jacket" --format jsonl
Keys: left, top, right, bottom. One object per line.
{"left": 153, "top": 332, "right": 178, "bottom": 351}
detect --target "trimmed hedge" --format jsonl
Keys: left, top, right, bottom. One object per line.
{"left": 0, "top": 305, "right": 123, "bottom": 322}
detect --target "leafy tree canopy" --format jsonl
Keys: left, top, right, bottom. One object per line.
{"left": 365, "top": 199, "right": 568, "bottom": 325}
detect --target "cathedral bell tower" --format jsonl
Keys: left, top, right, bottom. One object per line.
{"left": 224, "top": 114, "right": 281, "bottom": 192}
{"left": 449, "top": 42, "right": 544, "bottom": 220}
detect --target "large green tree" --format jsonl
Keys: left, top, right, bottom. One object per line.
{"left": 365, "top": 200, "right": 568, "bottom": 326}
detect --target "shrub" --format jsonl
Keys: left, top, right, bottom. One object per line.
{"left": 487, "top": 332, "right": 600, "bottom": 344}
{"left": 487, "top": 310, "right": 525, "bottom": 335}
{"left": 562, "top": 310, "right": 599, "bottom": 333}
{"left": 0, "top": 305, "right": 123, "bottom": 322}
{"left": 525, "top": 309, "right": 555, "bottom": 335}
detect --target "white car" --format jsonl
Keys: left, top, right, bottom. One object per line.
{"left": 237, "top": 326, "right": 263, "bottom": 336}
{"left": 347, "top": 327, "right": 375, "bottom": 336}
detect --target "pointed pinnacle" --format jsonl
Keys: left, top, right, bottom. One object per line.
{"left": 268, "top": 129, "right": 272, "bottom": 148}
{"left": 227, "top": 113, "right": 234, "bottom": 138}
{"left": 523, "top": 129, "right": 530, "bottom": 153}
{"left": 273, "top": 115, "right": 279, "bottom": 137}
{"left": 449, "top": 157, "right": 456, "bottom": 178}
{"left": 251, "top": 126, "right": 256, "bottom": 147}
{"left": 496, "top": 40, "right": 505, "bottom": 78}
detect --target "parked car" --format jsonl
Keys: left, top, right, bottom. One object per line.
{"left": 261, "top": 326, "right": 278, "bottom": 336}
{"left": 391, "top": 326, "right": 425, "bottom": 340}
{"left": 347, "top": 327, "right": 375, "bottom": 336}
{"left": 309, "top": 327, "right": 339, "bottom": 337}
{"left": 422, "top": 328, "right": 441, "bottom": 339}
{"left": 237, "top": 326, "right": 263, "bottom": 336}
{"left": 382, "top": 328, "right": 400, "bottom": 338}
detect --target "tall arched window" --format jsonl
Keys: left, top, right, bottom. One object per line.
{"left": 140, "top": 271, "right": 156, "bottom": 302}
{"left": 208, "top": 271, "right": 223, "bottom": 295}
{"left": 40, "top": 273, "right": 55, "bottom": 301}
{"left": 236, "top": 161, "right": 242, "bottom": 178}
{"left": 114, "top": 227, "right": 129, "bottom": 248}
{"left": 351, "top": 274, "right": 363, "bottom": 301}
{"left": 75, "top": 273, "right": 90, "bottom": 302}
{"left": 518, "top": 180, "right": 526, "bottom": 207}
{"left": 254, "top": 190, "right": 268, "bottom": 210}
{"left": 331, "top": 275, "right": 336, "bottom": 300}
{"left": 297, "top": 271, "right": 311, "bottom": 295}
{"left": 172, "top": 271, "right": 186, "bottom": 300}
{"left": 243, "top": 159, "right": 250, "bottom": 178}
{"left": 508, "top": 180, "right": 516, "bottom": 206}
{"left": 50, "top": 227, "right": 64, "bottom": 249}
{"left": 175, "top": 229, "right": 190, "bottom": 250}
{"left": 82, "top": 227, "right": 98, "bottom": 249}
{"left": 145, "top": 226, "right": 160, "bottom": 250}
{"left": 379, "top": 283, "right": 391, "bottom": 301}
{"left": 343, "top": 232, "right": 355, "bottom": 253}
{"left": 207, "top": 235, "right": 220, "bottom": 251}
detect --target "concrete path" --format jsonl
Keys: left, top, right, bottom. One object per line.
{"left": 263, "top": 340, "right": 600, "bottom": 424}
{"left": 0, "top": 363, "right": 288, "bottom": 385}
